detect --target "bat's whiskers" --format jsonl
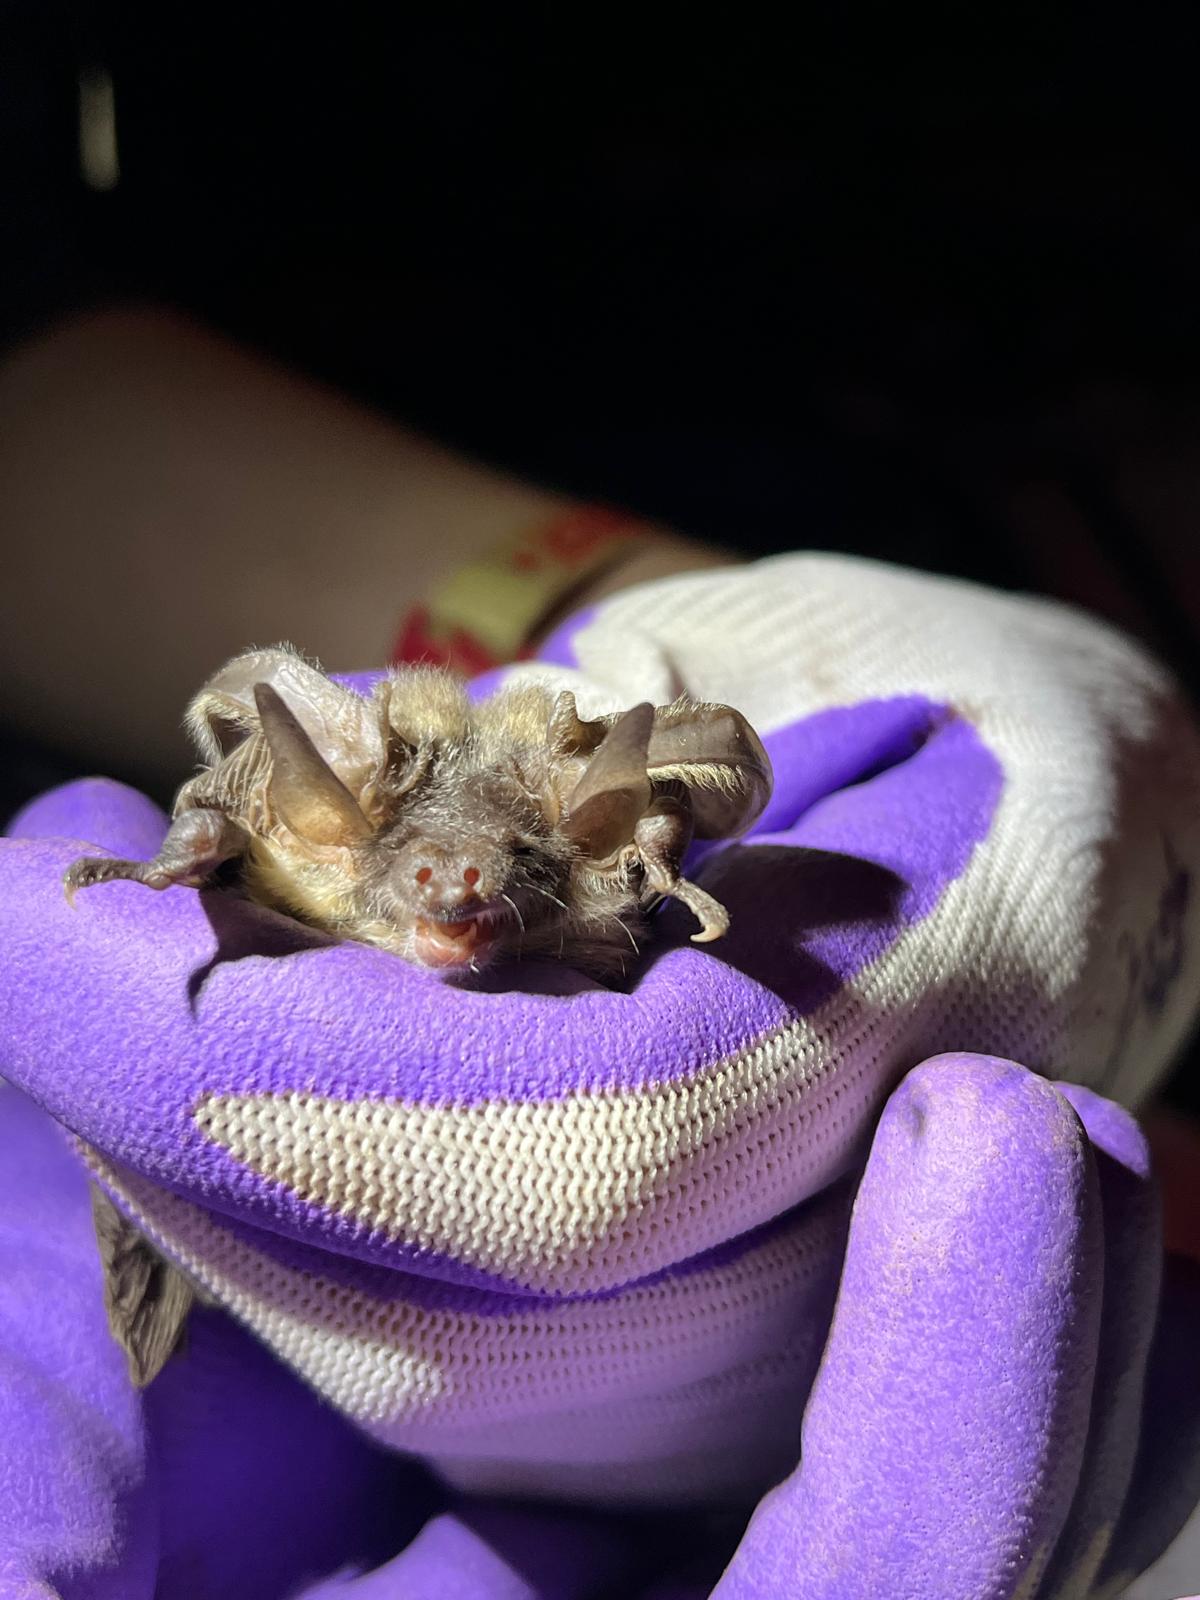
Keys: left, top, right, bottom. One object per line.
{"left": 527, "top": 882, "right": 568, "bottom": 912}
{"left": 500, "top": 893, "right": 525, "bottom": 934}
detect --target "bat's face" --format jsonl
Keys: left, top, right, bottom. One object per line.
{"left": 243, "top": 680, "right": 657, "bottom": 977}
{"left": 356, "top": 760, "right": 584, "bottom": 971}
{"left": 250, "top": 744, "right": 645, "bottom": 976}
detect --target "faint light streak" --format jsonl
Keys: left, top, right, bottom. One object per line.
{"left": 79, "top": 65, "right": 120, "bottom": 192}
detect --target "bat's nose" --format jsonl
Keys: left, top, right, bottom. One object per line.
{"left": 414, "top": 862, "right": 485, "bottom": 911}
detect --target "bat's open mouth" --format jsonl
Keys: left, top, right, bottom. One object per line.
{"left": 413, "top": 908, "right": 503, "bottom": 969}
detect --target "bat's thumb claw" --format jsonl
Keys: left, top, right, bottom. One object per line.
{"left": 62, "top": 858, "right": 110, "bottom": 906}
{"left": 672, "top": 877, "right": 730, "bottom": 945}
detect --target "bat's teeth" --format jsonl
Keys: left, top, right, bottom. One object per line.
{"left": 413, "top": 912, "right": 497, "bottom": 969}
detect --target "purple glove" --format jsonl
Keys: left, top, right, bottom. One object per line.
{"left": 4, "top": 554, "right": 1200, "bottom": 1594}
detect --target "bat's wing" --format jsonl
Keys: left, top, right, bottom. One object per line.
{"left": 91, "top": 1185, "right": 194, "bottom": 1388}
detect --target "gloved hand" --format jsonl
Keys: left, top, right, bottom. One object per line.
{"left": 2, "top": 553, "right": 1200, "bottom": 1597}
{"left": 2, "top": 1042, "right": 1198, "bottom": 1599}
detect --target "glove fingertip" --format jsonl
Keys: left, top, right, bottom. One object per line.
{"left": 6, "top": 778, "right": 169, "bottom": 859}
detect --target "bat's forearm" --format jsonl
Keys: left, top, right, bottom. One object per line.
{"left": 64, "top": 807, "right": 245, "bottom": 901}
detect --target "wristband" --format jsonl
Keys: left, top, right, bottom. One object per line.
{"left": 390, "top": 505, "right": 656, "bottom": 672}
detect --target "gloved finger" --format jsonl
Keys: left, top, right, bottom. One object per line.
{"left": 7, "top": 777, "right": 168, "bottom": 858}
{"left": 1094, "top": 1253, "right": 1200, "bottom": 1597}
{"left": 287, "top": 1501, "right": 647, "bottom": 1599}
{"left": 712, "top": 1054, "right": 1105, "bottom": 1600}
{"left": 0, "top": 767, "right": 858, "bottom": 1510}
{"left": 1032, "top": 1087, "right": 1161, "bottom": 1599}
{"left": 0, "top": 1083, "right": 155, "bottom": 1600}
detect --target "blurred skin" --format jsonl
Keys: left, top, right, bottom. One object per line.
{"left": 0, "top": 308, "right": 724, "bottom": 785}
{"left": 0, "top": 304, "right": 1196, "bottom": 1256}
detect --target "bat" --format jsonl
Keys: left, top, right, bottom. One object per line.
{"left": 65, "top": 647, "right": 771, "bottom": 1379}
{"left": 64, "top": 644, "right": 773, "bottom": 980}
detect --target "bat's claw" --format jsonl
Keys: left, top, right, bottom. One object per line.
{"left": 63, "top": 855, "right": 162, "bottom": 905}
{"left": 64, "top": 857, "right": 104, "bottom": 905}
{"left": 671, "top": 877, "right": 730, "bottom": 945}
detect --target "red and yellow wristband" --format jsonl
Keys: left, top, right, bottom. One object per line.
{"left": 390, "top": 506, "right": 655, "bottom": 674}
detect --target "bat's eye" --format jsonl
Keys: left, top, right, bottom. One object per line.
{"left": 463, "top": 866, "right": 481, "bottom": 887}
{"left": 415, "top": 866, "right": 433, "bottom": 885}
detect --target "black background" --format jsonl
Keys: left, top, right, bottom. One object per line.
{"left": 4, "top": 8, "right": 1200, "bottom": 587}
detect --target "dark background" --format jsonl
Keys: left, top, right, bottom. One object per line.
{"left": 3, "top": 6, "right": 1200, "bottom": 1103}
{"left": 5, "top": 10, "right": 1200, "bottom": 613}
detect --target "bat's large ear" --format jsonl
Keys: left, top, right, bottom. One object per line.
{"left": 563, "top": 703, "right": 654, "bottom": 862}
{"left": 646, "top": 701, "right": 772, "bottom": 840}
{"left": 548, "top": 690, "right": 608, "bottom": 757}
{"left": 255, "top": 683, "right": 373, "bottom": 847}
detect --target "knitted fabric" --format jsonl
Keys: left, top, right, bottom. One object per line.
{"left": 4, "top": 553, "right": 1199, "bottom": 1509}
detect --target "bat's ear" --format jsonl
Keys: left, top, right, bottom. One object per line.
{"left": 563, "top": 702, "right": 654, "bottom": 861}
{"left": 255, "top": 683, "right": 373, "bottom": 847}
{"left": 646, "top": 700, "right": 772, "bottom": 840}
